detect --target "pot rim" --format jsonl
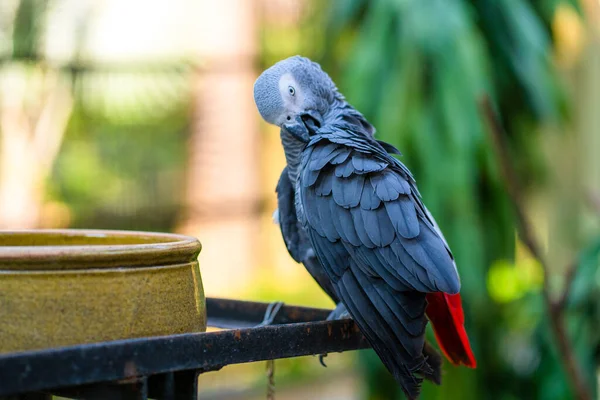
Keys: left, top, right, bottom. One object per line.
{"left": 0, "top": 229, "right": 201, "bottom": 271}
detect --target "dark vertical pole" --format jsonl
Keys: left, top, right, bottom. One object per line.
{"left": 173, "top": 370, "right": 199, "bottom": 400}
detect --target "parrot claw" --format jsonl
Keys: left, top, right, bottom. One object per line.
{"left": 257, "top": 301, "right": 284, "bottom": 326}
{"left": 318, "top": 353, "right": 328, "bottom": 367}
{"left": 315, "top": 303, "right": 352, "bottom": 368}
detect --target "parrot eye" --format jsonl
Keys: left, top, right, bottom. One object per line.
{"left": 288, "top": 86, "right": 295, "bottom": 96}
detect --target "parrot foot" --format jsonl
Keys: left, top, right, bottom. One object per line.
{"left": 326, "top": 303, "right": 352, "bottom": 321}
{"left": 257, "top": 301, "right": 284, "bottom": 326}
{"left": 318, "top": 303, "right": 353, "bottom": 367}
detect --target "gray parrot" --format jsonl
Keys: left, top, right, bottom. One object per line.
{"left": 254, "top": 56, "right": 476, "bottom": 399}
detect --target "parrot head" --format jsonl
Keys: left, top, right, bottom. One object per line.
{"left": 253, "top": 56, "right": 340, "bottom": 142}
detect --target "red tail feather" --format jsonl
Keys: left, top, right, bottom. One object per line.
{"left": 425, "top": 292, "right": 477, "bottom": 368}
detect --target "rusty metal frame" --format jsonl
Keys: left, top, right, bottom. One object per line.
{"left": 0, "top": 298, "right": 368, "bottom": 400}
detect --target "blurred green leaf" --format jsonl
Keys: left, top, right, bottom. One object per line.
{"left": 567, "top": 238, "right": 600, "bottom": 308}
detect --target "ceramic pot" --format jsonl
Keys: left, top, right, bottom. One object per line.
{"left": 0, "top": 229, "right": 205, "bottom": 353}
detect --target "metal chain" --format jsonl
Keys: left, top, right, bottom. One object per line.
{"left": 266, "top": 359, "right": 275, "bottom": 400}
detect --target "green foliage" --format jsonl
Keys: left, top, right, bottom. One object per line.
{"left": 50, "top": 96, "right": 191, "bottom": 231}
{"left": 319, "top": 0, "right": 599, "bottom": 398}
{"left": 11, "top": 0, "right": 46, "bottom": 59}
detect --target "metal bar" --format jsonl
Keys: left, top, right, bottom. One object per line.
{"left": 148, "top": 372, "right": 175, "bottom": 400}
{"left": 206, "top": 297, "right": 331, "bottom": 328}
{"left": 0, "top": 299, "right": 367, "bottom": 397}
{"left": 171, "top": 370, "right": 199, "bottom": 400}
{"left": 46, "top": 377, "right": 148, "bottom": 400}
{"left": 147, "top": 370, "right": 200, "bottom": 400}
{"left": 15, "top": 394, "right": 52, "bottom": 400}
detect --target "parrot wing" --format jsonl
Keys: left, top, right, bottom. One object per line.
{"left": 276, "top": 166, "right": 340, "bottom": 303}
{"left": 298, "top": 131, "right": 462, "bottom": 398}
{"left": 276, "top": 166, "right": 310, "bottom": 263}
{"left": 300, "top": 133, "right": 461, "bottom": 294}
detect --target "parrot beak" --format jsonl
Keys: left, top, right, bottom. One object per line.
{"left": 283, "top": 115, "right": 310, "bottom": 142}
{"left": 282, "top": 110, "right": 322, "bottom": 143}
{"left": 301, "top": 109, "right": 322, "bottom": 135}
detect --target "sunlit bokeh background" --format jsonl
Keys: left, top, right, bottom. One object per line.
{"left": 1, "top": 0, "right": 599, "bottom": 398}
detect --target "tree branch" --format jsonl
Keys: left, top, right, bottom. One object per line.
{"left": 556, "top": 260, "right": 577, "bottom": 310}
{"left": 480, "top": 96, "right": 591, "bottom": 400}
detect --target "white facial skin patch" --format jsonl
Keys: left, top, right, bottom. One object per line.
{"left": 277, "top": 73, "right": 306, "bottom": 126}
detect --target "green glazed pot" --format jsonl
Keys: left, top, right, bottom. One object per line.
{"left": 0, "top": 229, "right": 205, "bottom": 354}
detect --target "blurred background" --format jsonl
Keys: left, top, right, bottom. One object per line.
{"left": 1, "top": 0, "right": 599, "bottom": 398}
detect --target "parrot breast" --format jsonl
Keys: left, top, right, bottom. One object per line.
{"left": 281, "top": 128, "right": 306, "bottom": 184}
